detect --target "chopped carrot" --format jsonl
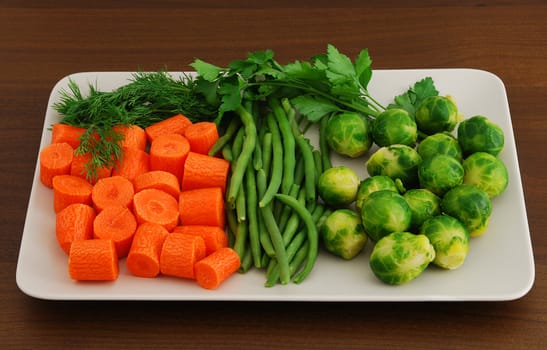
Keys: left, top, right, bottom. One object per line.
{"left": 179, "top": 187, "right": 225, "bottom": 228}
{"left": 68, "top": 239, "right": 119, "bottom": 281}
{"left": 93, "top": 205, "right": 137, "bottom": 258}
{"left": 39, "top": 142, "right": 74, "bottom": 188}
{"left": 126, "top": 222, "right": 169, "bottom": 278}
{"left": 134, "top": 170, "right": 180, "bottom": 199}
{"left": 194, "top": 247, "right": 241, "bottom": 289}
{"left": 91, "top": 175, "right": 135, "bottom": 212}
{"left": 149, "top": 133, "right": 190, "bottom": 182}
{"left": 144, "top": 114, "right": 192, "bottom": 143}
{"left": 173, "top": 225, "right": 228, "bottom": 255}
{"left": 71, "top": 151, "right": 112, "bottom": 184}
{"left": 184, "top": 121, "right": 219, "bottom": 155}
{"left": 56, "top": 203, "right": 96, "bottom": 255}
{"left": 111, "top": 146, "right": 150, "bottom": 183}
{"left": 133, "top": 188, "right": 180, "bottom": 231}
{"left": 51, "top": 123, "right": 86, "bottom": 149}
{"left": 181, "top": 152, "right": 230, "bottom": 193}
{"left": 52, "top": 174, "right": 93, "bottom": 213}
{"left": 159, "top": 233, "right": 206, "bottom": 279}
{"left": 113, "top": 124, "right": 147, "bottom": 151}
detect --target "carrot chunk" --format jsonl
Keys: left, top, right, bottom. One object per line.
{"left": 114, "top": 124, "right": 147, "bottom": 151}
{"left": 68, "top": 239, "right": 119, "bottom": 281}
{"left": 93, "top": 205, "right": 137, "bottom": 258}
{"left": 173, "top": 225, "right": 228, "bottom": 255}
{"left": 56, "top": 203, "right": 96, "bottom": 255}
{"left": 133, "top": 188, "right": 180, "bottom": 231}
{"left": 179, "top": 187, "right": 225, "bottom": 228}
{"left": 91, "top": 175, "right": 135, "bottom": 212}
{"left": 181, "top": 152, "right": 230, "bottom": 193}
{"left": 145, "top": 114, "right": 192, "bottom": 143}
{"left": 51, "top": 123, "right": 86, "bottom": 149}
{"left": 160, "top": 233, "right": 206, "bottom": 279}
{"left": 184, "top": 121, "right": 219, "bottom": 155}
{"left": 126, "top": 222, "right": 169, "bottom": 278}
{"left": 149, "top": 133, "right": 190, "bottom": 182}
{"left": 71, "top": 151, "right": 112, "bottom": 184}
{"left": 134, "top": 170, "right": 180, "bottom": 199}
{"left": 111, "top": 146, "right": 150, "bottom": 183}
{"left": 52, "top": 174, "right": 93, "bottom": 213}
{"left": 194, "top": 247, "right": 241, "bottom": 289}
{"left": 39, "top": 142, "right": 74, "bottom": 188}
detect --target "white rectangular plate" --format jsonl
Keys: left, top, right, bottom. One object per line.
{"left": 16, "top": 69, "right": 534, "bottom": 301}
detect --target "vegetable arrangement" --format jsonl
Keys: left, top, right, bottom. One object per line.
{"left": 40, "top": 44, "right": 509, "bottom": 289}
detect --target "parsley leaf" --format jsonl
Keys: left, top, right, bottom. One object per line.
{"left": 189, "top": 59, "right": 222, "bottom": 81}
{"left": 388, "top": 76, "right": 438, "bottom": 116}
{"left": 290, "top": 94, "right": 342, "bottom": 122}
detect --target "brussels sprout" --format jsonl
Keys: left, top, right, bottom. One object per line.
{"left": 321, "top": 209, "right": 368, "bottom": 260}
{"left": 441, "top": 184, "right": 492, "bottom": 237}
{"left": 318, "top": 166, "right": 360, "bottom": 207}
{"left": 325, "top": 112, "right": 373, "bottom": 158}
{"left": 355, "top": 175, "right": 399, "bottom": 212}
{"left": 420, "top": 215, "right": 470, "bottom": 270}
{"left": 457, "top": 115, "right": 504, "bottom": 156}
{"left": 418, "top": 154, "right": 464, "bottom": 196}
{"left": 369, "top": 231, "right": 435, "bottom": 285}
{"left": 463, "top": 152, "right": 509, "bottom": 198}
{"left": 360, "top": 190, "right": 411, "bottom": 242}
{"left": 415, "top": 95, "right": 461, "bottom": 135}
{"left": 372, "top": 108, "right": 417, "bottom": 147}
{"left": 403, "top": 188, "right": 441, "bottom": 230}
{"left": 366, "top": 144, "right": 422, "bottom": 189}
{"left": 417, "top": 132, "right": 463, "bottom": 161}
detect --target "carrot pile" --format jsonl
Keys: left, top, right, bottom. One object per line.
{"left": 41, "top": 115, "right": 240, "bottom": 289}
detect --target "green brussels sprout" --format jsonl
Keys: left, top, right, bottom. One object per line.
{"left": 369, "top": 231, "right": 435, "bottom": 285}
{"left": 441, "top": 184, "right": 492, "bottom": 237}
{"left": 325, "top": 112, "right": 372, "bottom": 158}
{"left": 415, "top": 95, "right": 462, "bottom": 135}
{"left": 355, "top": 175, "right": 399, "bottom": 212}
{"left": 403, "top": 188, "right": 441, "bottom": 230}
{"left": 361, "top": 190, "right": 412, "bottom": 242}
{"left": 321, "top": 209, "right": 368, "bottom": 260}
{"left": 457, "top": 115, "right": 504, "bottom": 156}
{"left": 372, "top": 108, "right": 417, "bottom": 147}
{"left": 366, "top": 144, "right": 422, "bottom": 189}
{"left": 418, "top": 154, "right": 464, "bottom": 196}
{"left": 318, "top": 166, "right": 360, "bottom": 207}
{"left": 417, "top": 132, "right": 463, "bottom": 161}
{"left": 463, "top": 152, "right": 509, "bottom": 198}
{"left": 420, "top": 215, "right": 470, "bottom": 270}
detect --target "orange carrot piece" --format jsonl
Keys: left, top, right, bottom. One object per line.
{"left": 93, "top": 205, "right": 137, "bottom": 258}
{"left": 51, "top": 123, "right": 86, "bottom": 149}
{"left": 71, "top": 151, "right": 112, "bottom": 184}
{"left": 194, "top": 247, "right": 241, "bottom": 289}
{"left": 149, "top": 133, "right": 190, "bottom": 181}
{"left": 145, "top": 114, "right": 193, "bottom": 143}
{"left": 68, "top": 239, "right": 119, "bottom": 281}
{"left": 39, "top": 142, "right": 74, "bottom": 188}
{"left": 133, "top": 188, "right": 180, "bottom": 231}
{"left": 52, "top": 174, "right": 93, "bottom": 213}
{"left": 159, "top": 233, "right": 206, "bottom": 279}
{"left": 181, "top": 152, "right": 230, "bottom": 193}
{"left": 179, "top": 187, "right": 225, "bottom": 228}
{"left": 114, "top": 124, "right": 147, "bottom": 151}
{"left": 56, "top": 203, "right": 96, "bottom": 255}
{"left": 134, "top": 170, "right": 180, "bottom": 199}
{"left": 91, "top": 175, "right": 135, "bottom": 212}
{"left": 183, "top": 121, "right": 219, "bottom": 155}
{"left": 126, "top": 222, "right": 169, "bottom": 278}
{"left": 111, "top": 146, "right": 150, "bottom": 183}
{"left": 173, "top": 225, "right": 228, "bottom": 255}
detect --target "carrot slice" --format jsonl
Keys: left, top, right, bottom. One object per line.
{"left": 181, "top": 152, "right": 230, "bottom": 193}
{"left": 126, "top": 222, "right": 169, "bottom": 278}
{"left": 133, "top": 188, "right": 180, "bottom": 231}
{"left": 113, "top": 124, "right": 147, "bottom": 151}
{"left": 111, "top": 146, "right": 150, "bottom": 183}
{"left": 179, "top": 187, "right": 225, "bottom": 228}
{"left": 149, "top": 133, "right": 190, "bottom": 182}
{"left": 93, "top": 205, "right": 137, "bottom": 258}
{"left": 56, "top": 203, "right": 96, "bottom": 255}
{"left": 173, "top": 225, "right": 228, "bottom": 255}
{"left": 159, "top": 233, "right": 206, "bottom": 279}
{"left": 52, "top": 174, "right": 93, "bottom": 213}
{"left": 91, "top": 175, "right": 134, "bottom": 212}
{"left": 71, "top": 151, "right": 112, "bottom": 184}
{"left": 68, "top": 239, "right": 119, "bottom": 281}
{"left": 39, "top": 142, "right": 74, "bottom": 188}
{"left": 184, "top": 121, "right": 219, "bottom": 155}
{"left": 134, "top": 170, "right": 180, "bottom": 199}
{"left": 145, "top": 114, "right": 192, "bottom": 143}
{"left": 194, "top": 247, "right": 241, "bottom": 289}
{"left": 51, "top": 123, "right": 86, "bottom": 149}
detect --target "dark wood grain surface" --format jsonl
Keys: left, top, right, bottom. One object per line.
{"left": 1, "top": 1, "right": 546, "bottom": 349}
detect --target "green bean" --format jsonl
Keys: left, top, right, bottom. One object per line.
{"left": 313, "top": 149, "right": 323, "bottom": 182}
{"left": 269, "top": 98, "right": 295, "bottom": 195}
{"left": 293, "top": 154, "right": 305, "bottom": 186}
{"left": 265, "top": 229, "right": 307, "bottom": 287}
{"left": 277, "top": 183, "right": 301, "bottom": 233}
{"left": 319, "top": 115, "right": 332, "bottom": 171}
{"left": 225, "top": 206, "right": 238, "bottom": 248}
{"left": 281, "top": 188, "right": 306, "bottom": 246}
{"left": 221, "top": 143, "right": 233, "bottom": 162}
{"left": 294, "top": 134, "right": 316, "bottom": 203}
{"left": 256, "top": 169, "right": 275, "bottom": 258}
{"left": 238, "top": 241, "right": 253, "bottom": 273}
{"left": 208, "top": 116, "right": 241, "bottom": 156}
{"left": 289, "top": 241, "right": 309, "bottom": 278}
{"left": 259, "top": 113, "right": 283, "bottom": 208}
{"left": 233, "top": 220, "right": 248, "bottom": 259}
{"left": 231, "top": 127, "right": 245, "bottom": 160}
{"left": 260, "top": 132, "right": 273, "bottom": 179}
{"left": 245, "top": 162, "right": 262, "bottom": 268}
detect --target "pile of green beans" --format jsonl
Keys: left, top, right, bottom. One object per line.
{"left": 210, "top": 97, "right": 332, "bottom": 286}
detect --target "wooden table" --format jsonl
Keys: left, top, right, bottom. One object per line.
{"left": 2, "top": 1, "right": 546, "bottom": 348}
